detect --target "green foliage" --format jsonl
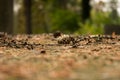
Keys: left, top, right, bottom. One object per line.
{"left": 50, "top": 9, "right": 80, "bottom": 33}
{"left": 76, "top": 20, "right": 103, "bottom": 34}
{"left": 76, "top": 10, "right": 111, "bottom": 34}
{"left": 16, "top": 0, "right": 120, "bottom": 34}
{"left": 91, "top": 10, "right": 110, "bottom": 24}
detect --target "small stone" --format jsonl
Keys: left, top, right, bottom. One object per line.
{"left": 53, "top": 31, "right": 62, "bottom": 38}
{"left": 40, "top": 50, "right": 46, "bottom": 54}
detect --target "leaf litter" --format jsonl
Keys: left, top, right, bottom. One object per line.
{"left": 0, "top": 32, "right": 120, "bottom": 80}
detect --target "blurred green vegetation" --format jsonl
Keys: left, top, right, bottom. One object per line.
{"left": 50, "top": 9, "right": 80, "bottom": 33}
{"left": 15, "top": 0, "right": 120, "bottom": 34}
{"left": 76, "top": 10, "right": 110, "bottom": 34}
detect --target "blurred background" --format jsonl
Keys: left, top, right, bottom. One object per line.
{"left": 0, "top": 0, "right": 120, "bottom": 34}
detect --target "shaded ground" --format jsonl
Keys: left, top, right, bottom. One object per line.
{"left": 0, "top": 32, "right": 120, "bottom": 80}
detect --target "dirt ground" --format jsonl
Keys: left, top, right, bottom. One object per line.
{"left": 0, "top": 32, "right": 120, "bottom": 80}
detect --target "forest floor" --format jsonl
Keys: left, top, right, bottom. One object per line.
{"left": 0, "top": 32, "right": 120, "bottom": 80}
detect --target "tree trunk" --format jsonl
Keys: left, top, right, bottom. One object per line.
{"left": 24, "top": 0, "right": 32, "bottom": 34}
{"left": 0, "top": 0, "right": 13, "bottom": 34}
{"left": 81, "top": 0, "right": 91, "bottom": 22}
